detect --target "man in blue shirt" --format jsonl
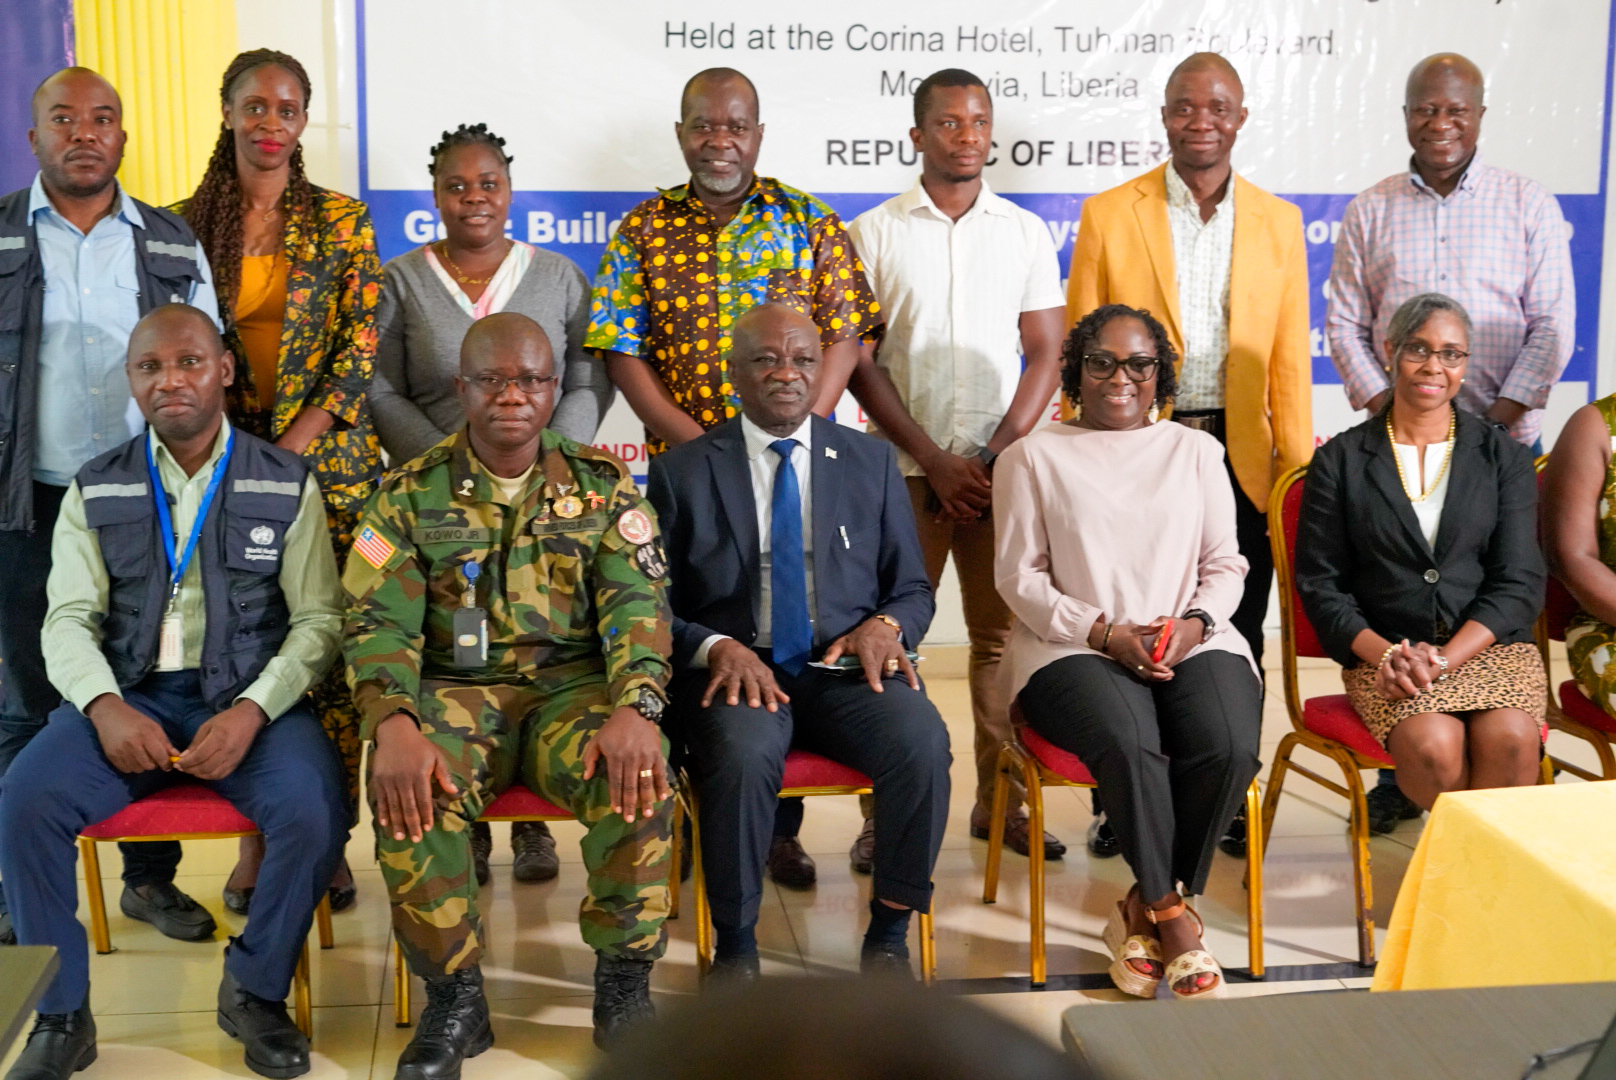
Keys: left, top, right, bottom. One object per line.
{"left": 0, "top": 67, "right": 220, "bottom": 945}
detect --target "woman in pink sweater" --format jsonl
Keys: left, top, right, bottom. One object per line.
{"left": 994, "top": 304, "right": 1261, "bottom": 1000}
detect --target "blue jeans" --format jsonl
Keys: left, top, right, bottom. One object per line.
{"left": 0, "top": 671, "right": 348, "bottom": 1012}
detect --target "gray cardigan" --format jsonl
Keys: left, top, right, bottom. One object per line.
{"left": 372, "top": 245, "right": 613, "bottom": 463}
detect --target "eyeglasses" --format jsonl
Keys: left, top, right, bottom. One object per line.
{"left": 1081, "top": 354, "right": 1160, "bottom": 382}
{"left": 1397, "top": 342, "right": 1469, "bottom": 368}
{"left": 466, "top": 373, "right": 557, "bottom": 396}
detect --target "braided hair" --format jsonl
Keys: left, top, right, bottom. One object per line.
{"left": 180, "top": 49, "right": 316, "bottom": 316}
{"left": 428, "top": 123, "right": 513, "bottom": 181}
{"left": 1060, "top": 303, "right": 1179, "bottom": 410}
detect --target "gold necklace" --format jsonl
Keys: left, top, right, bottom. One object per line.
{"left": 1387, "top": 406, "right": 1457, "bottom": 503}
{"left": 437, "top": 240, "right": 509, "bottom": 285}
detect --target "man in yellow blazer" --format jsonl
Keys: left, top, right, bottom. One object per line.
{"left": 1068, "top": 52, "right": 1311, "bottom": 857}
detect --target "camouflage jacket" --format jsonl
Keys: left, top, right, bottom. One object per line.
{"left": 342, "top": 428, "right": 672, "bottom": 739}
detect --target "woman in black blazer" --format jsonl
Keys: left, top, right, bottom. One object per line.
{"left": 1296, "top": 292, "right": 1545, "bottom": 811}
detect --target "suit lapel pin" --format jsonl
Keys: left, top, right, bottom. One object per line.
{"left": 825, "top": 447, "right": 837, "bottom": 459}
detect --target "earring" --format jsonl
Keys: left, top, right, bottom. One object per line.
{"left": 1148, "top": 402, "right": 1161, "bottom": 423}
{"left": 1071, "top": 399, "right": 1083, "bottom": 421}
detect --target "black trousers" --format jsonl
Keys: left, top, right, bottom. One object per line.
{"left": 0, "top": 481, "right": 179, "bottom": 904}
{"left": 670, "top": 656, "right": 951, "bottom": 933}
{"left": 1022, "top": 652, "right": 1260, "bottom": 899}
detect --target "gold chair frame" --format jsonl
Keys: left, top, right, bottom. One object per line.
{"left": 980, "top": 733, "right": 1264, "bottom": 986}
{"left": 80, "top": 826, "right": 334, "bottom": 1040}
{"left": 1258, "top": 463, "right": 1555, "bottom": 968}
{"left": 686, "top": 771, "right": 937, "bottom": 983}
{"left": 390, "top": 793, "right": 684, "bottom": 1027}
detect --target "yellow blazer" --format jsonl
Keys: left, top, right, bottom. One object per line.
{"left": 1066, "top": 162, "right": 1313, "bottom": 506}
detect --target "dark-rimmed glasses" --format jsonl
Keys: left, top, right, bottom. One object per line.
{"left": 466, "top": 373, "right": 558, "bottom": 396}
{"left": 1397, "top": 342, "right": 1469, "bottom": 368}
{"left": 1081, "top": 353, "right": 1160, "bottom": 382}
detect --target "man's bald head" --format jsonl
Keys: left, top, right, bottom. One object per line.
{"left": 1164, "top": 52, "right": 1244, "bottom": 106}
{"left": 32, "top": 66, "right": 120, "bottom": 125}
{"left": 1406, "top": 53, "right": 1484, "bottom": 107}
{"left": 459, "top": 311, "right": 554, "bottom": 373}
{"left": 680, "top": 67, "right": 759, "bottom": 122}
{"left": 128, "top": 303, "right": 225, "bottom": 361}
{"left": 729, "top": 304, "right": 822, "bottom": 433}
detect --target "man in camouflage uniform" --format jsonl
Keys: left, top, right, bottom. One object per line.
{"left": 343, "top": 312, "right": 675, "bottom": 1075}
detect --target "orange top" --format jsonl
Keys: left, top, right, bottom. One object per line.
{"left": 236, "top": 253, "right": 287, "bottom": 407}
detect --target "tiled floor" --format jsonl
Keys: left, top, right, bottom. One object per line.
{"left": 0, "top": 642, "right": 1598, "bottom": 1077}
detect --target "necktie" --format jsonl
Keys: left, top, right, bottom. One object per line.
{"left": 769, "top": 439, "right": 812, "bottom": 674}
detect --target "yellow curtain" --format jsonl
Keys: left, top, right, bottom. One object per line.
{"left": 74, "top": 0, "right": 238, "bottom": 207}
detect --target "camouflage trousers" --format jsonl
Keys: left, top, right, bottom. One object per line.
{"left": 373, "top": 672, "right": 673, "bottom": 976}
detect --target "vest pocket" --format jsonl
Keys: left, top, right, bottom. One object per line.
{"left": 224, "top": 493, "right": 300, "bottom": 574}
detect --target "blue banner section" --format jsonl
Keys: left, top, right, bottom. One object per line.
{"left": 364, "top": 185, "right": 1602, "bottom": 389}
{"left": 0, "top": 0, "right": 73, "bottom": 195}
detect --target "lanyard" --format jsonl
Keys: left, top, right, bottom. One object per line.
{"left": 145, "top": 427, "right": 234, "bottom": 611}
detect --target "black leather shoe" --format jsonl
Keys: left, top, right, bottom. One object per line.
{"left": 593, "top": 952, "right": 655, "bottom": 1050}
{"left": 395, "top": 966, "right": 493, "bottom": 1080}
{"left": 1218, "top": 806, "right": 1248, "bottom": 858}
{"left": 707, "top": 953, "right": 761, "bottom": 986}
{"left": 7, "top": 1001, "right": 96, "bottom": 1079}
{"left": 510, "top": 821, "right": 559, "bottom": 883}
{"left": 1085, "top": 815, "right": 1121, "bottom": 858}
{"left": 217, "top": 963, "right": 309, "bottom": 1079}
{"left": 121, "top": 882, "right": 216, "bottom": 942}
{"left": 859, "top": 940, "right": 914, "bottom": 979}
{"left": 765, "top": 836, "right": 817, "bottom": 889}
{"left": 223, "top": 886, "right": 253, "bottom": 915}
{"left": 470, "top": 822, "right": 493, "bottom": 887}
{"left": 848, "top": 818, "right": 875, "bottom": 875}
{"left": 968, "top": 805, "right": 1067, "bottom": 861}
{"left": 1365, "top": 782, "right": 1424, "bottom": 835}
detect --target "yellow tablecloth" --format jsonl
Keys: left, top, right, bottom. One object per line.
{"left": 1373, "top": 780, "right": 1616, "bottom": 991}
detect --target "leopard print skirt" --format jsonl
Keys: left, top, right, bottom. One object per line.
{"left": 1342, "top": 641, "right": 1547, "bottom": 748}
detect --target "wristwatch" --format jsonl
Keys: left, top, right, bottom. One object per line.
{"left": 874, "top": 613, "right": 903, "bottom": 640}
{"left": 977, "top": 446, "right": 999, "bottom": 469}
{"left": 627, "top": 686, "right": 666, "bottom": 723}
{"left": 1182, "top": 609, "right": 1215, "bottom": 637}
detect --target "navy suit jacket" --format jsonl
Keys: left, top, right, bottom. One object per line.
{"left": 645, "top": 415, "right": 934, "bottom": 671}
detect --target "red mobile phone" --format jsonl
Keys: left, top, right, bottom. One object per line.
{"left": 1151, "top": 619, "right": 1176, "bottom": 664}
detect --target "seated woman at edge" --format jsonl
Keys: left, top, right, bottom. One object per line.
{"left": 1296, "top": 291, "right": 1546, "bottom": 814}
{"left": 994, "top": 303, "right": 1262, "bottom": 1001}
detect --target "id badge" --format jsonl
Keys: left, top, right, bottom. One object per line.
{"left": 157, "top": 611, "right": 185, "bottom": 671}
{"left": 453, "top": 606, "right": 489, "bottom": 668}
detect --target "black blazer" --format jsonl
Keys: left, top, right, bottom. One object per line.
{"left": 645, "top": 416, "right": 934, "bottom": 671}
{"left": 1294, "top": 409, "right": 1543, "bottom": 668}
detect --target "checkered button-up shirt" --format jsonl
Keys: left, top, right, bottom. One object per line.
{"left": 1326, "top": 159, "right": 1575, "bottom": 447}
{"left": 1165, "top": 163, "right": 1235, "bottom": 411}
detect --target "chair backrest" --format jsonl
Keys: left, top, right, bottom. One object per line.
{"left": 1271, "top": 466, "right": 1327, "bottom": 659}
{"left": 1535, "top": 456, "right": 1582, "bottom": 643}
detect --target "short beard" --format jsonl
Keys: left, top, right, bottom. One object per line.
{"left": 42, "top": 164, "right": 116, "bottom": 201}
{"left": 694, "top": 167, "right": 749, "bottom": 196}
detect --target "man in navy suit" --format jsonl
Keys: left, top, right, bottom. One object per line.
{"left": 647, "top": 303, "right": 951, "bottom": 981}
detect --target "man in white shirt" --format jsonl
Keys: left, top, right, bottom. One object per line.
{"left": 848, "top": 69, "right": 1067, "bottom": 866}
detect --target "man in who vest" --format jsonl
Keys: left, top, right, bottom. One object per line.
{"left": 0, "top": 304, "right": 348, "bottom": 1080}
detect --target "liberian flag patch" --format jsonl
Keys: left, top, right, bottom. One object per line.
{"left": 354, "top": 525, "right": 397, "bottom": 569}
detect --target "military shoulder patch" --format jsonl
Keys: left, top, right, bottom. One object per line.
{"left": 353, "top": 525, "right": 398, "bottom": 569}
{"left": 617, "top": 508, "right": 654, "bottom": 546}
{"left": 634, "top": 540, "right": 669, "bottom": 582}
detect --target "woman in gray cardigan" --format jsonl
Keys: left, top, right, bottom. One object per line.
{"left": 373, "top": 123, "right": 613, "bottom": 464}
{"left": 372, "top": 123, "right": 615, "bottom": 880}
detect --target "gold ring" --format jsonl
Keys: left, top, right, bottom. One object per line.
{"left": 1137, "top": 664, "right": 1145, "bottom": 671}
{"left": 638, "top": 769, "right": 654, "bottom": 778}
{"left": 884, "top": 659, "right": 900, "bottom": 673}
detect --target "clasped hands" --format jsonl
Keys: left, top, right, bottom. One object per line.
{"left": 1374, "top": 640, "right": 1446, "bottom": 701}
{"left": 86, "top": 694, "right": 267, "bottom": 780}
{"left": 702, "top": 615, "right": 916, "bottom": 711}
{"left": 370, "top": 706, "right": 672, "bottom": 844}
{"left": 1092, "top": 616, "right": 1205, "bottom": 682}
{"left": 922, "top": 449, "right": 991, "bottom": 522}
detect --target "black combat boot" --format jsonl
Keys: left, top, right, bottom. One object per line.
{"left": 395, "top": 966, "right": 493, "bottom": 1080}
{"left": 6, "top": 1000, "right": 96, "bottom": 1079}
{"left": 217, "top": 962, "right": 309, "bottom": 1078}
{"left": 592, "top": 952, "right": 655, "bottom": 1050}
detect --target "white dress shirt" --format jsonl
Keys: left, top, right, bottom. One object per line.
{"left": 1164, "top": 164, "right": 1235, "bottom": 411}
{"left": 694, "top": 415, "right": 817, "bottom": 665}
{"left": 848, "top": 178, "right": 1065, "bottom": 475}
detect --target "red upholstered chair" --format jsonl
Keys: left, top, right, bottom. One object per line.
{"left": 1260, "top": 464, "right": 1555, "bottom": 968}
{"left": 687, "top": 749, "right": 938, "bottom": 982}
{"left": 79, "top": 783, "right": 334, "bottom": 1038}
{"left": 1535, "top": 457, "right": 1616, "bottom": 781}
{"left": 391, "top": 783, "right": 685, "bottom": 1027}
{"left": 980, "top": 719, "right": 1265, "bottom": 986}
